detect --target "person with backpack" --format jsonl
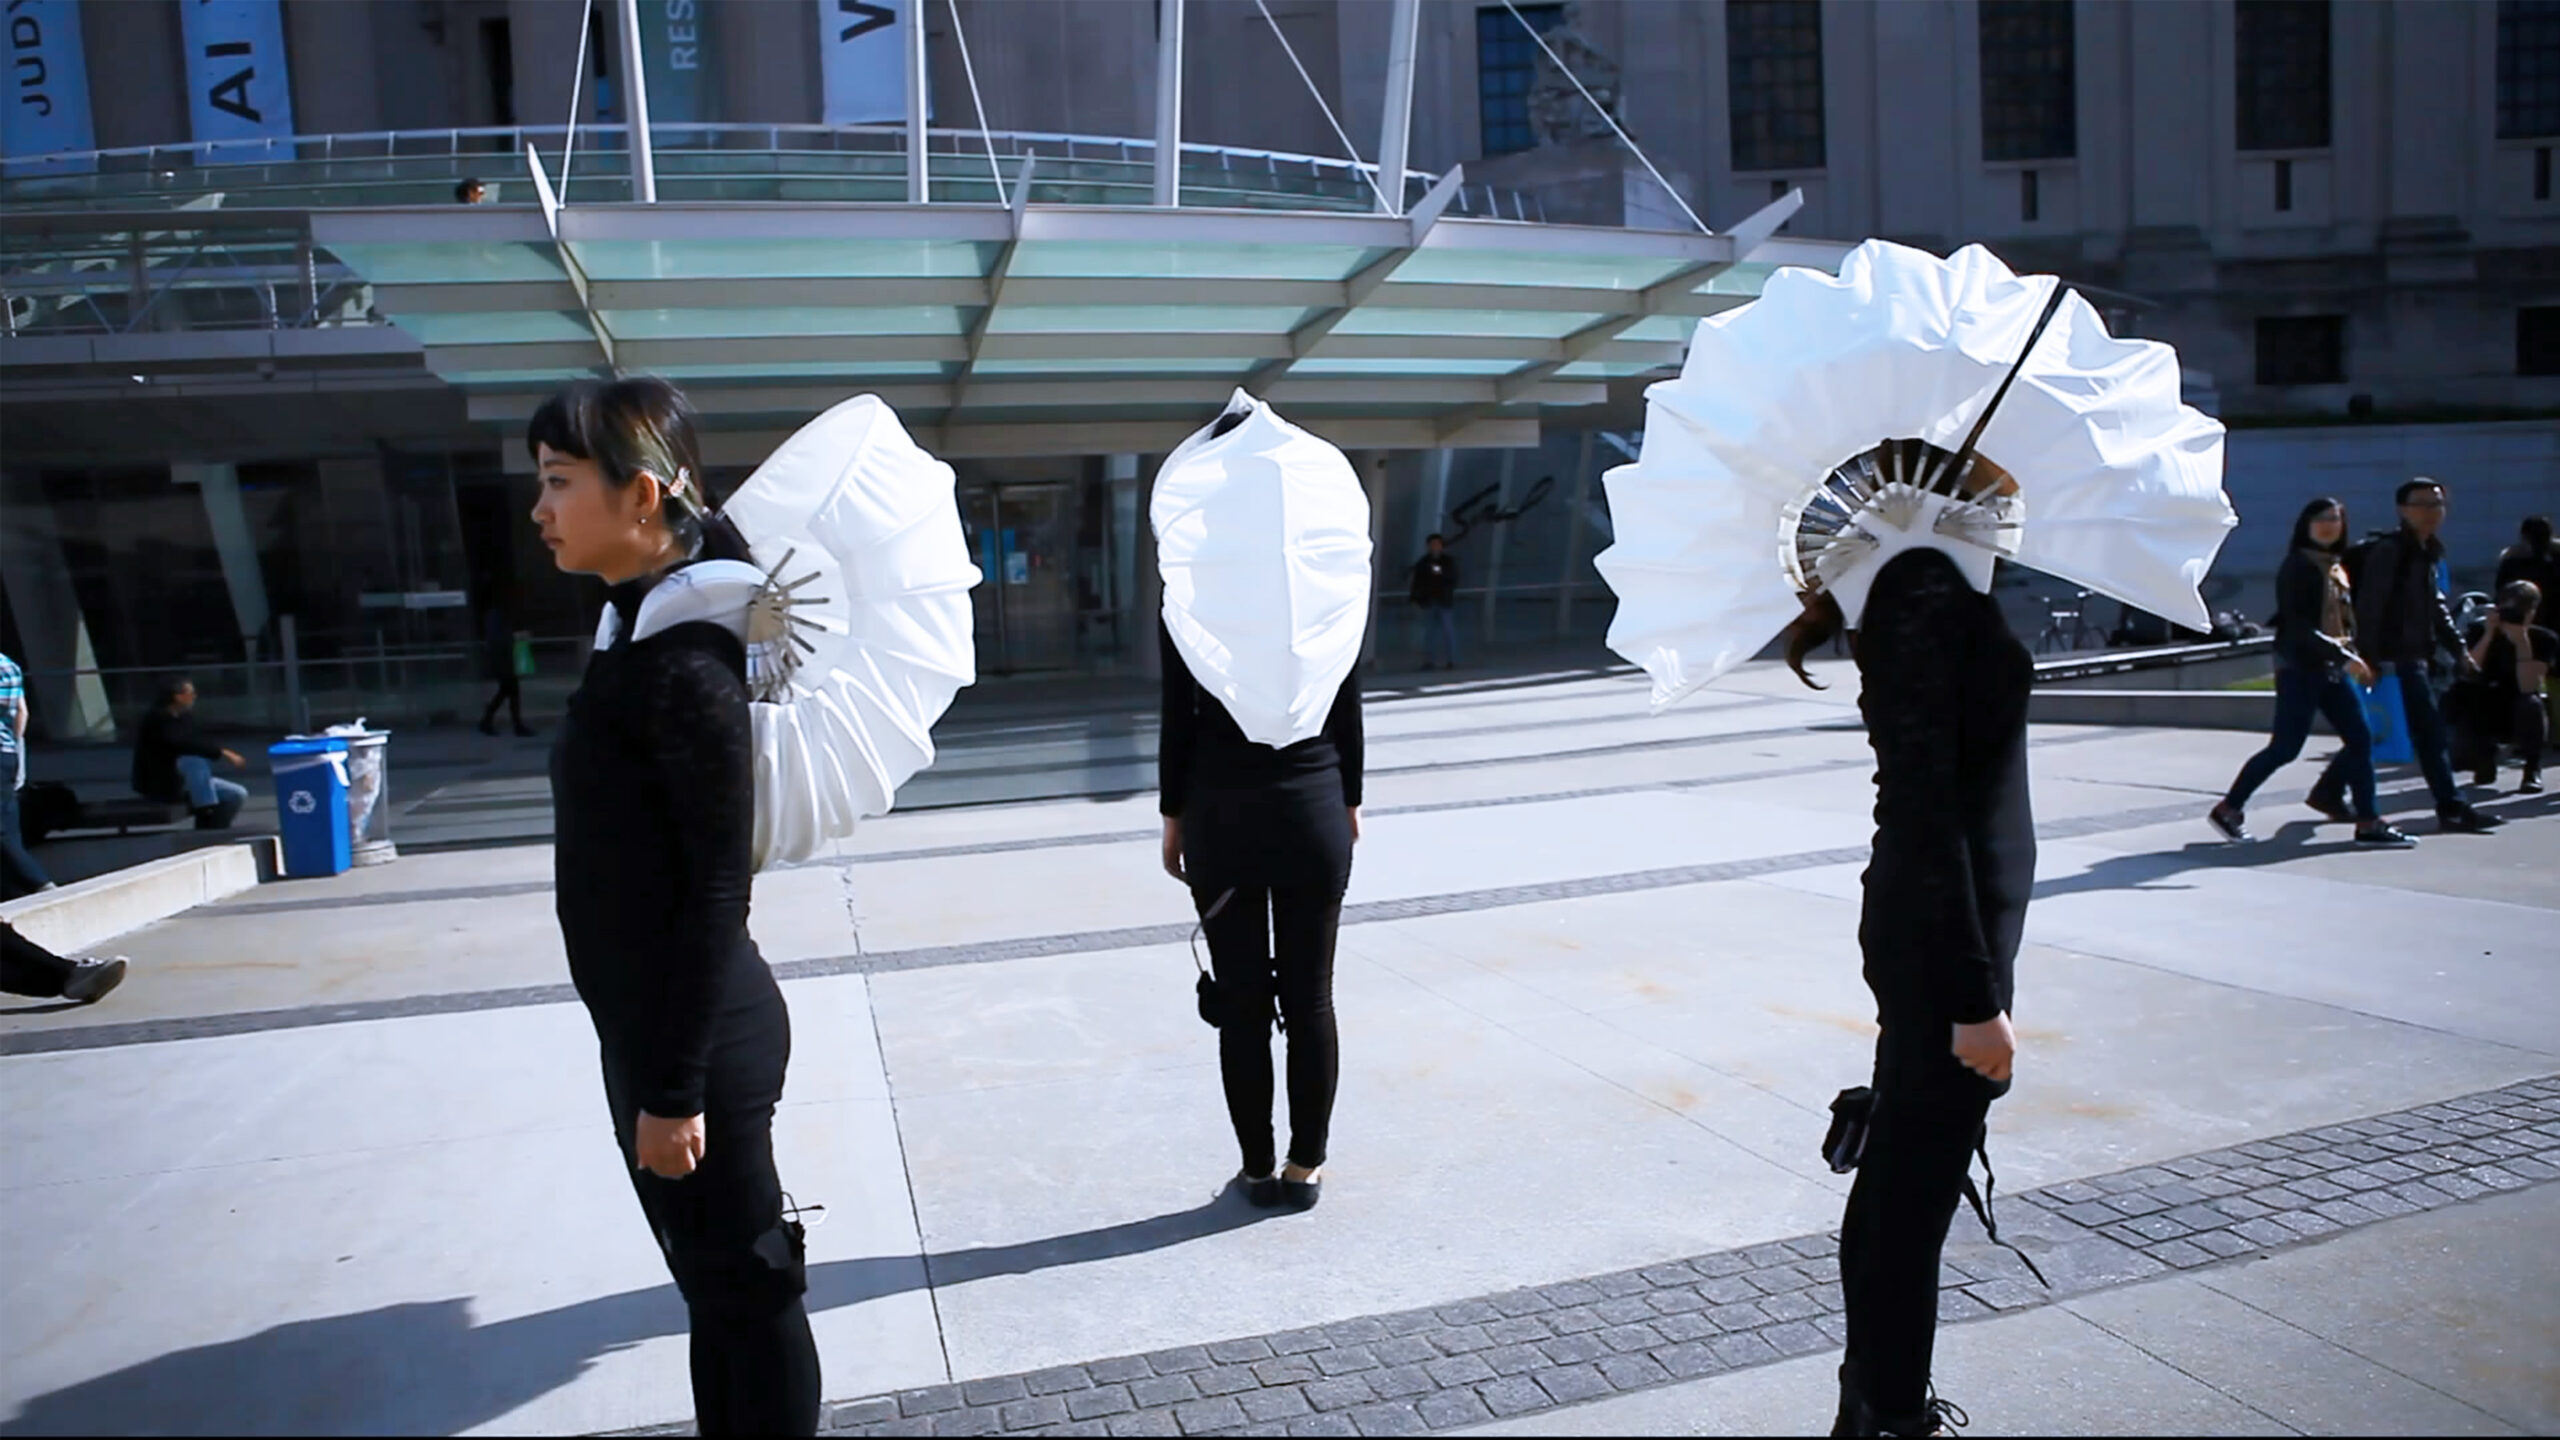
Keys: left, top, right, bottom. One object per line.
{"left": 2313, "top": 478, "right": 2503, "bottom": 834}
{"left": 2207, "top": 499, "right": 2415, "bottom": 847}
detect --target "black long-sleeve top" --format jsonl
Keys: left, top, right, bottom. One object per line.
{"left": 1158, "top": 621, "right": 1364, "bottom": 818}
{"left": 2270, "top": 547, "right": 2358, "bottom": 676}
{"left": 551, "top": 573, "right": 764, "bottom": 1120}
{"left": 1856, "top": 549, "right": 2035, "bottom": 1028}
{"left": 2352, "top": 527, "right": 2461, "bottom": 667}
{"left": 132, "top": 706, "right": 227, "bottom": 800}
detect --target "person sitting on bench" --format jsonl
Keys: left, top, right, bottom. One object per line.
{"left": 132, "top": 677, "right": 248, "bottom": 830}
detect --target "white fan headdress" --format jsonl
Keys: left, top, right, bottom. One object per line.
{"left": 1152, "top": 390, "right": 1373, "bottom": 748}
{"left": 601, "top": 395, "right": 981, "bottom": 867}
{"left": 1596, "top": 239, "right": 2236, "bottom": 708}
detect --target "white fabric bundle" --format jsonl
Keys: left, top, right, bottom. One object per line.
{"left": 1152, "top": 391, "right": 1373, "bottom": 747}
{"left": 1597, "top": 239, "right": 2235, "bottom": 708}
{"left": 608, "top": 395, "right": 981, "bottom": 867}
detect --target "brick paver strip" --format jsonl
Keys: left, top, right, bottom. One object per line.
{"left": 604, "top": 1075, "right": 2559, "bottom": 1436}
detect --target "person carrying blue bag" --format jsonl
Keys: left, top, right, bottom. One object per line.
{"left": 2208, "top": 498, "right": 2416, "bottom": 847}
{"left": 2306, "top": 478, "right": 2503, "bottom": 835}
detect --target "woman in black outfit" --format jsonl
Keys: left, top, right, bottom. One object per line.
{"left": 1159, "top": 624, "right": 1363, "bottom": 1210}
{"left": 530, "top": 377, "right": 820, "bottom": 1435}
{"left": 1790, "top": 545, "right": 2027, "bottom": 1439}
{"left": 2208, "top": 498, "right": 2412, "bottom": 847}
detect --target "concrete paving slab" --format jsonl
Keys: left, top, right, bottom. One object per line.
{"left": 875, "top": 944, "right": 1842, "bottom": 1382}
{"left": 0, "top": 984, "right": 936, "bottom": 1438}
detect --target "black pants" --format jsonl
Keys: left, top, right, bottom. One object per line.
{"left": 1, "top": 920, "right": 75, "bottom": 998}
{"left": 1838, "top": 1021, "right": 2006, "bottom": 1425}
{"left": 600, "top": 983, "right": 819, "bottom": 1437}
{"left": 480, "top": 674, "right": 525, "bottom": 731}
{"left": 2456, "top": 691, "right": 2548, "bottom": 778}
{"left": 1184, "top": 772, "right": 1352, "bottom": 1177}
{"left": 1197, "top": 882, "right": 1344, "bottom": 1176}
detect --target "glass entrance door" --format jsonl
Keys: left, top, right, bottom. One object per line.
{"left": 961, "top": 482, "right": 1080, "bottom": 672}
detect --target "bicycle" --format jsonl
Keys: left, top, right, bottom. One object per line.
{"left": 2034, "top": 589, "right": 2108, "bottom": 655}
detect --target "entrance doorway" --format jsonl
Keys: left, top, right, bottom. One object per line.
{"left": 962, "top": 482, "right": 1081, "bottom": 672}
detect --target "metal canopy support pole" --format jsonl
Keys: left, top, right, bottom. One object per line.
{"left": 616, "top": 0, "right": 657, "bottom": 201}
{"left": 1375, "top": 0, "right": 1420, "bottom": 215}
{"left": 1556, "top": 427, "right": 1596, "bottom": 637}
{"left": 1153, "top": 0, "right": 1185, "bottom": 207}
{"left": 906, "top": 0, "right": 930, "bottom": 202}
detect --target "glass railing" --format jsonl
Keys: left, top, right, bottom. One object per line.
{"left": 1, "top": 123, "right": 1538, "bottom": 218}
{"left": 3, "top": 125, "right": 1543, "bottom": 341}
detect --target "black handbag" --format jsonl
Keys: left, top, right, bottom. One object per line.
{"left": 1819, "top": 1083, "right": 2047, "bottom": 1287}
{"left": 1190, "top": 887, "right": 1281, "bottom": 1031}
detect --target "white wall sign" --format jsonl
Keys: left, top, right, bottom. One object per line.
{"left": 3, "top": 0, "right": 97, "bottom": 175}
{"left": 818, "top": 0, "right": 927, "bottom": 126}
{"left": 180, "top": 0, "right": 296, "bottom": 163}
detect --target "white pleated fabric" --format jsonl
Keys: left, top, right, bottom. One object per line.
{"left": 1596, "top": 239, "right": 2235, "bottom": 709}
{"left": 620, "top": 395, "right": 981, "bottom": 868}
{"left": 1152, "top": 391, "right": 1373, "bottom": 748}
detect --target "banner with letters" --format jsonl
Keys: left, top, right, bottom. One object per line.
{"left": 180, "top": 0, "right": 297, "bottom": 163}
{"left": 3, "top": 0, "right": 97, "bottom": 176}
{"left": 818, "top": 0, "right": 928, "bottom": 126}
{"left": 637, "top": 0, "right": 714, "bottom": 128}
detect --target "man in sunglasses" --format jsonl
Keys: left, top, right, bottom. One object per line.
{"left": 2318, "top": 478, "right": 2503, "bottom": 834}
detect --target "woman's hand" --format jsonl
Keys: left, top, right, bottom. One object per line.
{"left": 1348, "top": 806, "right": 1362, "bottom": 844}
{"left": 1161, "top": 816, "right": 1186, "bottom": 884}
{"left": 2348, "top": 657, "right": 2376, "bottom": 686}
{"left": 635, "top": 1110, "right": 706, "bottom": 1179}
{"left": 1951, "top": 1014, "right": 2016, "bottom": 1084}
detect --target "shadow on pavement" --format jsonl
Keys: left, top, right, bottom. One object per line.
{"left": 0, "top": 1193, "right": 1276, "bottom": 1436}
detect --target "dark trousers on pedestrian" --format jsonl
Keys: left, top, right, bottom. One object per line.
{"left": 1420, "top": 602, "right": 1459, "bottom": 668}
{"left": 1838, "top": 1022, "right": 2005, "bottom": 1426}
{"left": 1, "top": 920, "right": 76, "bottom": 998}
{"left": 480, "top": 674, "right": 525, "bottom": 732}
{"left": 1184, "top": 770, "right": 1352, "bottom": 1178}
{"left": 2223, "top": 666, "right": 2378, "bottom": 820}
{"left": 601, "top": 987, "right": 820, "bottom": 1437}
{"left": 2457, "top": 693, "right": 2547, "bottom": 780}
{"left": 2311, "top": 664, "right": 2464, "bottom": 816}
{"left": 1, "top": 784, "right": 52, "bottom": 898}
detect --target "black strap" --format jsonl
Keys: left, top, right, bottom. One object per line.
{"left": 1959, "top": 1134, "right": 2049, "bottom": 1288}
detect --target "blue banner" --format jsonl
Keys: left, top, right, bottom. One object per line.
{"left": 818, "top": 0, "right": 926, "bottom": 126}
{"left": 637, "top": 0, "right": 715, "bottom": 128}
{"left": 180, "top": 0, "right": 296, "bottom": 164}
{"left": 3, "top": 0, "right": 97, "bottom": 176}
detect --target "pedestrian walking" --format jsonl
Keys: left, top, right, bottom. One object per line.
{"left": 0, "top": 651, "right": 57, "bottom": 898}
{"left": 2207, "top": 499, "right": 2415, "bottom": 847}
{"left": 477, "top": 579, "right": 536, "bottom": 737}
{"left": 1409, "top": 533, "right": 1460, "bottom": 669}
{"left": 131, "top": 678, "right": 249, "bottom": 829}
{"left": 531, "top": 376, "right": 819, "bottom": 1435}
{"left": 1, "top": 920, "right": 127, "bottom": 1004}
{"left": 1153, "top": 396, "right": 1370, "bottom": 1212}
{"left": 2450, "top": 580, "right": 2552, "bottom": 794}
{"left": 2310, "top": 479, "right": 2502, "bottom": 833}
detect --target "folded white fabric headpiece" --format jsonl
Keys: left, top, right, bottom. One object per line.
{"left": 1152, "top": 390, "right": 1373, "bottom": 748}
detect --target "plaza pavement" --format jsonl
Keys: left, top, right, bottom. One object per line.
{"left": 0, "top": 656, "right": 2552, "bottom": 1437}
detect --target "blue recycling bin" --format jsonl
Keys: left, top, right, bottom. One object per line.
{"left": 269, "top": 737, "right": 353, "bottom": 878}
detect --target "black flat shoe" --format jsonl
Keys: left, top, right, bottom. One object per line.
{"left": 1237, "top": 1171, "right": 1282, "bottom": 1208}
